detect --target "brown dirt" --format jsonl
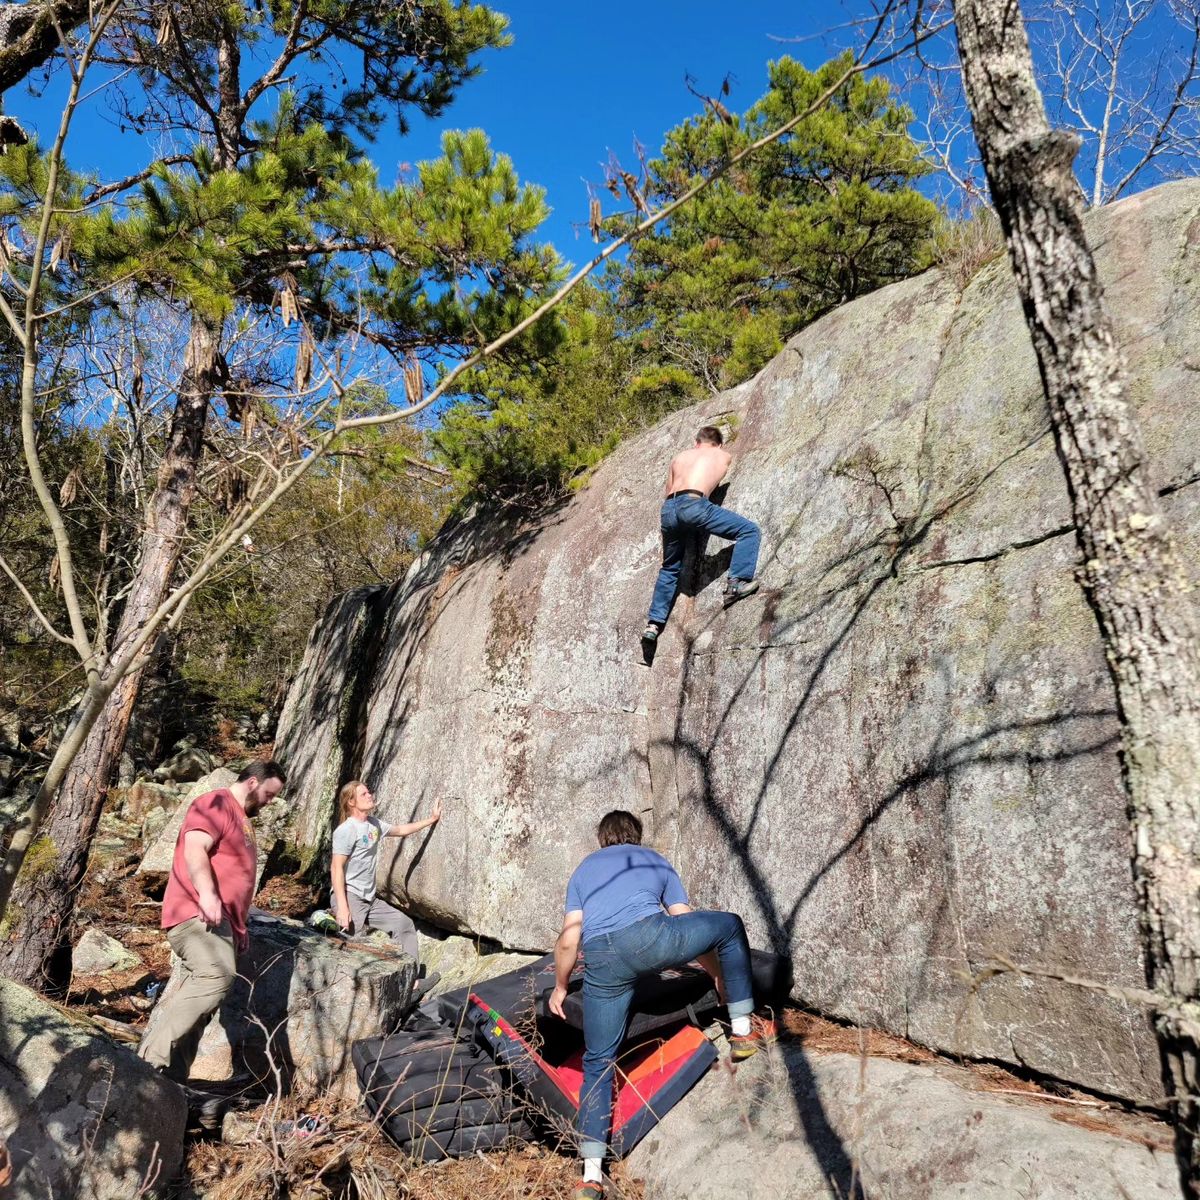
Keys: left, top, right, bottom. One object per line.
{"left": 181, "top": 1093, "right": 642, "bottom": 1200}
{"left": 254, "top": 872, "right": 321, "bottom": 919}
{"left": 209, "top": 719, "right": 275, "bottom": 763}
{"left": 781, "top": 1008, "right": 936, "bottom": 1065}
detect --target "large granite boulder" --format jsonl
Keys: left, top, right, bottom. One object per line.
{"left": 269, "top": 587, "right": 391, "bottom": 875}
{"left": 275, "top": 180, "right": 1200, "bottom": 1104}
{"left": 627, "top": 1041, "right": 1177, "bottom": 1200}
{"left": 415, "top": 930, "right": 541, "bottom": 996}
{"left": 140, "top": 913, "right": 415, "bottom": 1101}
{"left": 0, "top": 979, "right": 185, "bottom": 1199}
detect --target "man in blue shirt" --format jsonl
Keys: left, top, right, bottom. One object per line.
{"left": 549, "top": 810, "right": 768, "bottom": 1200}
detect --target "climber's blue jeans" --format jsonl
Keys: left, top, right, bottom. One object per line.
{"left": 576, "top": 909, "right": 755, "bottom": 1160}
{"left": 647, "top": 494, "right": 761, "bottom": 625}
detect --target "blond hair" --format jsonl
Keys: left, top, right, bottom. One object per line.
{"left": 338, "top": 780, "right": 364, "bottom": 821}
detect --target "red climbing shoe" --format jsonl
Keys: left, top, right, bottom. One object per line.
{"left": 729, "top": 1015, "right": 777, "bottom": 1063}
{"left": 574, "top": 1181, "right": 604, "bottom": 1200}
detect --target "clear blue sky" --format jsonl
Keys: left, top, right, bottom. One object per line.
{"left": 5, "top": 3, "right": 844, "bottom": 262}
{"left": 385, "top": 3, "right": 840, "bottom": 258}
{"left": 6, "top": 3, "right": 1190, "bottom": 257}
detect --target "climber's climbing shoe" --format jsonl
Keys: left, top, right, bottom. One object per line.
{"left": 722, "top": 578, "right": 760, "bottom": 608}
{"left": 574, "top": 1182, "right": 604, "bottom": 1200}
{"left": 641, "top": 623, "right": 661, "bottom": 643}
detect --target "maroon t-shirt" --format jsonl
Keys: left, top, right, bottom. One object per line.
{"left": 161, "top": 788, "right": 257, "bottom": 947}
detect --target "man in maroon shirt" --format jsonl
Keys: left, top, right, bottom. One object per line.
{"left": 137, "top": 760, "right": 286, "bottom": 1082}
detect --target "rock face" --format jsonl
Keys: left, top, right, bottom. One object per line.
{"left": 0, "top": 979, "right": 185, "bottom": 1199}
{"left": 271, "top": 587, "right": 389, "bottom": 873}
{"left": 275, "top": 181, "right": 1200, "bottom": 1105}
{"left": 141, "top": 913, "right": 416, "bottom": 1100}
{"left": 415, "top": 931, "right": 541, "bottom": 996}
{"left": 627, "top": 1041, "right": 1177, "bottom": 1200}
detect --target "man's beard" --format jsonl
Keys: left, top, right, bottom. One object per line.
{"left": 242, "top": 791, "right": 263, "bottom": 817}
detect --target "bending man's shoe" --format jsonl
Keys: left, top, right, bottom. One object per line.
{"left": 574, "top": 1182, "right": 604, "bottom": 1200}
{"left": 729, "top": 1015, "right": 777, "bottom": 1063}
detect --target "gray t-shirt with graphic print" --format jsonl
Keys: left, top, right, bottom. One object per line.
{"left": 331, "top": 813, "right": 391, "bottom": 902}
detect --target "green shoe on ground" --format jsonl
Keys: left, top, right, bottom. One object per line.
{"left": 574, "top": 1182, "right": 604, "bottom": 1200}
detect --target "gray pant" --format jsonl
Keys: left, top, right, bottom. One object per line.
{"left": 348, "top": 893, "right": 419, "bottom": 962}
{"left": 137, "top": 917, "right": 237, "bottom": 1082}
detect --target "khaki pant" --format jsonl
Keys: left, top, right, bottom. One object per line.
{"left": 348, "top": 893, "right": 418, "bottom": 962}
{"left": 137, "top": 917, "right": 236, "bottom": 1082}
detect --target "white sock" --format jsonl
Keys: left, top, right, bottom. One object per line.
{"left": 583, "top": 1157, "right": 603, "bottom": 1184}
{"left": 731, "top": 1015, "right": 751, "bottom": 1037}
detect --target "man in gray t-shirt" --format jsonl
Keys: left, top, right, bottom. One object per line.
{"left": 330, "top": 781, "right": 441, "bottom": 979}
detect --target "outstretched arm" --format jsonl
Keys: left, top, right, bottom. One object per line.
{"left": 548, "top": 909, "right": 583, "bottom": 1019}
{"left": 386, "top": 796, "right": 443, "bottom": 838}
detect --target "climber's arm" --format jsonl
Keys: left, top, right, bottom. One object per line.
{"left": 386, "top": 796, "right": 443, "bottom": 838}
{"left": 549, "top": 909, "right": 583, "bottom": 1019}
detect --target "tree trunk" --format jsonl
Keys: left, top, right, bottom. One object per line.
{"left": 953, "top": 0, "right": 1200, "bottom": 1192}
{"left": 0, "top": 314, "right": 220, "bottom": 990}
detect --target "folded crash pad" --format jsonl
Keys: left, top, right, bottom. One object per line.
{"left": 466, "top": 990, "right": 718, "bottom": 1156}
{"left": 352, "top": 1025, "right": 527, "bottom": 1160}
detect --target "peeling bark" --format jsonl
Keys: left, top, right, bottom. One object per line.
{"left": 954, "top": 0, "right": 1200, "bottom": 1192}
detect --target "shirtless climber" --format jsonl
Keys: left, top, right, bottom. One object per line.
{"left": 642, "top": 425, "right": 760, "bottom": 644}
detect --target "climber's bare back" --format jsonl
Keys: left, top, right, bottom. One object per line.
{"left": 664, "top": 444, "right": 731, "bottom": 497}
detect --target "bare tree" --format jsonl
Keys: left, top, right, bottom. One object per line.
{"left": 952, "top": 0, "right": 1200, "bottom": 1193}
{"left": 1046, "top": 0, "right": 1200, "bottom": 205}
{"left": 884, "top": 0, "right": 1200, "bottom": 209}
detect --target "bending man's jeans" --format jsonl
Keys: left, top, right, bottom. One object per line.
{"left": 648, "top": 494, "right": 760, "bottom": 625}
{"left": 577, "top": 909, "right": 755, "bottom": 1160}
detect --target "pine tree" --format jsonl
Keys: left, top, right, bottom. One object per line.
{"left": 619, "top": 54, "right": 939, "bottom": 390}
{"left": 0, "top": 0, "right": 558, "bottom": 988}
{"left": 435, "top": 55, "right": 939, "bottom": 502}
